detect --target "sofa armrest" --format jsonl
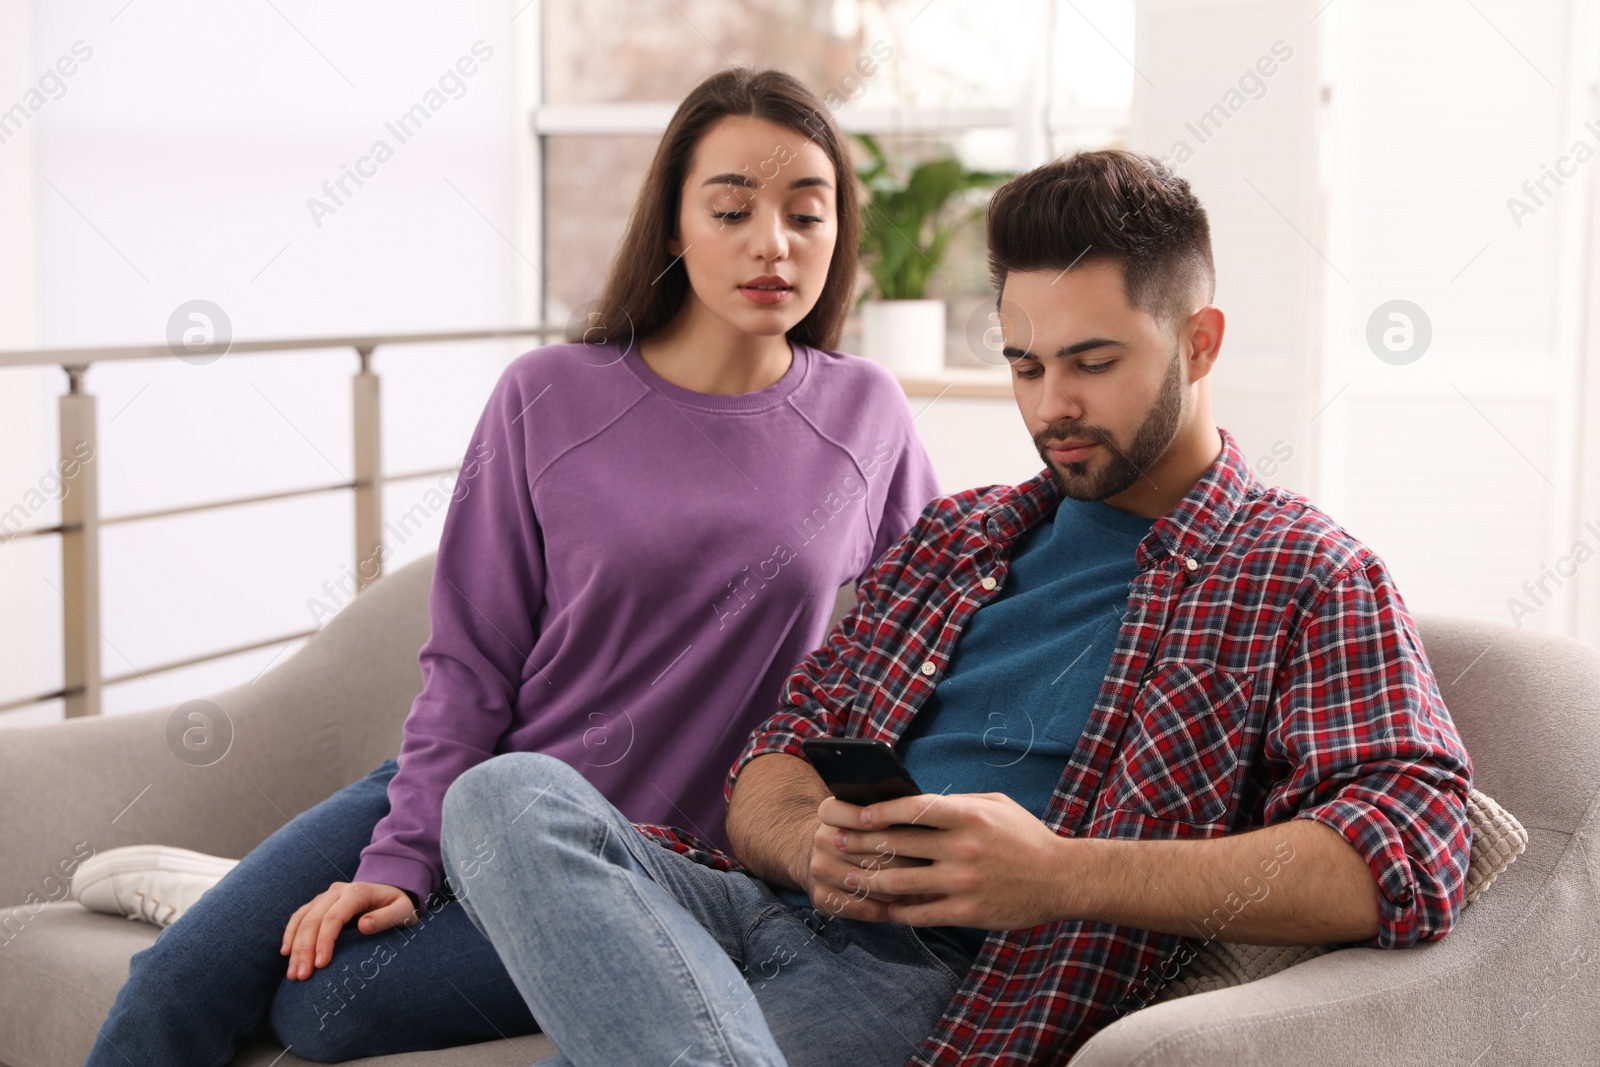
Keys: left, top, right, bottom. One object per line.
{"left": 1066, "top": 822, "right": 1596, "bottom": 1065}
{"left": 0, "top": 554, "right": 435, "bottom": 909}
{"left": 0, "top": 686, "right": 343, "bottom": 911}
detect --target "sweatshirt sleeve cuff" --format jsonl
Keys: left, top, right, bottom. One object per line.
{"left": 353, "top": 853, "right": 438, "bottom": 909}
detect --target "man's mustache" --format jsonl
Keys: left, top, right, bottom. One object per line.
{"left": 1033, "top": 424, "right": 1108, "bottom": 448}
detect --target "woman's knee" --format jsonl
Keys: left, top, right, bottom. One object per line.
{"left": 267, "top": 940, "right": 402, "bottom": 1062}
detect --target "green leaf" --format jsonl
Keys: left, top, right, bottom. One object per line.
{"left": 853, "top": 134, "right": 1014, "bottom": 301}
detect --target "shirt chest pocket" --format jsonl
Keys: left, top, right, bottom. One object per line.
{"left": 1105, "top": 663, "right": 1256, "bottom": 827}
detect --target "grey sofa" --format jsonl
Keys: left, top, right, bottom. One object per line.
{"left": 2, "top": 552, "right": 1596, "bottom": 1066}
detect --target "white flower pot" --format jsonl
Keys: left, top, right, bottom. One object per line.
{"left": 861, "top": 299, "right": 946, "bottom": 378}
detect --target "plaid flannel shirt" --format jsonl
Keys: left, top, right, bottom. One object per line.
{"left": 632, "top": 425, "right": 1474, "bottom": 1066}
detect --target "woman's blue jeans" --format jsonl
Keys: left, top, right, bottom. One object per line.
{"left": 83, "top": 758, "right": 538, "bottom": 1066}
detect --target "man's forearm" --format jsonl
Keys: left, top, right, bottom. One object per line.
{"left": 1066, "top": 817, "right": 1381, "bottom": 946}
{"left": 724, "top": 752, "right": 830, "bottom": 891}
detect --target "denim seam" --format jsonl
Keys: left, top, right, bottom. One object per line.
{"left": 740, "top": 902, "right": 792, "bottom": 943}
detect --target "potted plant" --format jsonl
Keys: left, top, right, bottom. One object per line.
{"left": 854, "top": 133, "right": 1008, "bottom": 377}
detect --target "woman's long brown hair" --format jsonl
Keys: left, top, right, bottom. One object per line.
{"left": 576, "top": 67, "right": 859, "bottom": 352}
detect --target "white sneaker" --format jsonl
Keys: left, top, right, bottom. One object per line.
{"left": 70, "top": 845, "right": 240, "bottom": 928}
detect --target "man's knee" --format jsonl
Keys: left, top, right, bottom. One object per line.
{"left": 444, "top": 752, "right": 578, "bottom": 838}
{"left": 441, "top": 753, "right": 593, "bottom": 892}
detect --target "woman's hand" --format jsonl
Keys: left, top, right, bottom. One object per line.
{"left": 280, "top": 881, "right": 418, "bottom": 980}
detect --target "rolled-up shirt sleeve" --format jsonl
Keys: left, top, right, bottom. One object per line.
{"left": 1264, "top": 552, "right": 1474, "bottom": 949}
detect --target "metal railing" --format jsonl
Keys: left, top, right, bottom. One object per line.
{"left": 0, "top": 328, "right": 1009, "bottom": 719}
{"left": 0, "top": 326, "right": 566, "bottom": 718}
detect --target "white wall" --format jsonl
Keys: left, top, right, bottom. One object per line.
{"left": 0, "top": 0, "right": 54, "bottom": 724}
{"left": 913, "top": 396, "right": 1046, "bottom": 495}
{"left": 1132, "top": 0, "right": 1600, "bottom": 643}
{"left": 1131, "top": 0, "right": 1324, "bottom": 501}
{"left": 1316, "top": 0, "right": 1597, "bottom": 636}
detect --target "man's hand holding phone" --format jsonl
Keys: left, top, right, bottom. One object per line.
{"left": 806, "top": 794, "right": 945, "bottom": 922}
{"left": 821, "top": 790, "right": 1077, "bottom": 930}
{"left": 800, "top": 737, "right": 942, "bottom": 922}
{"left": 799, "top": 736, "right": 1077, "bottom": 930}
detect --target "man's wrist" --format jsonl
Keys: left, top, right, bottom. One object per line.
{"left": 1049, "top": 833, "right": 1105, "bottom": 925}
{"left": 792, "top": 829, "right": 817, "bottom": 900}
{"left": 726, "top": 752, "right": 829, "bottom": 894}
{"left": 780, "top": 825, "right": 819, "bottom": 895}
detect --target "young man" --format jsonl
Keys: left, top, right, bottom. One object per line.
{"left": 437, "top": 150, "right": 1474, "bottom": 1067}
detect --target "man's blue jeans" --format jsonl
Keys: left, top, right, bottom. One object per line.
{"left": 439, "top": 752, "right": 974, "bottom": 1067}
{"left": 83, "top": 758, "right": 537, "bottom": 1067}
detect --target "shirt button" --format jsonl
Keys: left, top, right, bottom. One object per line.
{"left": 980, "top": 576, "right": 998, "bottom": 591}
{"left": 920, "top": 661, "right": 937, "bottom": 676}
{"left": 1184, "top": 557, "right": 1199, "bottom": 572}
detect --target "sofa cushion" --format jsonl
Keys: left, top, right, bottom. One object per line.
{"left": 0, "top": 904, "right": 159, "bottom": 1067}
{"left": 0, "top": 903, "right": 557, "bottom": 1067}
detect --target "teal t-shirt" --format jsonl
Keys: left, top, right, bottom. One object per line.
{"left": 779, "top": 494, "right": 1153, "bottom": 956}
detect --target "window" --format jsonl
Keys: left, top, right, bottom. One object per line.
{"left": 534, "top": 0, "right": 1136, "bottom": 367}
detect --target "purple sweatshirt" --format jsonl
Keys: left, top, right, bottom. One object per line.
{"left": 354, "top": 339, "right": 943, "bottom": 902}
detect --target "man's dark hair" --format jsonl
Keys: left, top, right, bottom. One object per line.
{"left": 986, "top": 149, "right": 1215, "bottom": 331}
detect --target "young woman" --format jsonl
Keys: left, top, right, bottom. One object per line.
{"left": 82, "top": 67, "right": 941, "bottom": 1065}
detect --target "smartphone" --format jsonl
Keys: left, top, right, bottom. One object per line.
{"left": 800, "top": 736, "right": 923, "bottom": 807}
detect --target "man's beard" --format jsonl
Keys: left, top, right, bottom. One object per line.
{"left": 1032, "top": 346, "right": 1186, "bottom": 502}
